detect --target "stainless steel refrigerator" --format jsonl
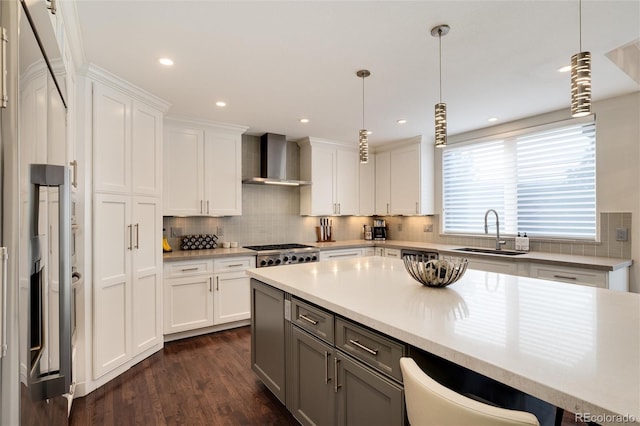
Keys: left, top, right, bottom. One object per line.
{"left": 1, "top": 0, "right": 73, "bottom": 424}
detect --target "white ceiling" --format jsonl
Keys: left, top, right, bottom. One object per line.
{"left": 71, "top": 0, "right": 639, "bottom": 147}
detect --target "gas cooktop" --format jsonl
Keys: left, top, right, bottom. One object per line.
{"left": 244, "top": 243, "right": 315, "bottom": 251}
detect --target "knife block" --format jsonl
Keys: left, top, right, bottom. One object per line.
{"left": 316, "top": 226, "right": 334, "bottom": 242}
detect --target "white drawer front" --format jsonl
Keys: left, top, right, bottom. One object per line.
{"left": 213, "top": 256, "right": 255, "bottom": 272}
{"left": 319, "top": 248, "right": 364, "bottom": 261}
{"left": 529, "top": 263, "right": 606, "bottom": 287}
{"left": 384, "top": 248, "right": 401, "bottom": 258}
{"left": 164, "top": 259, "right": 214, "bottom": 277}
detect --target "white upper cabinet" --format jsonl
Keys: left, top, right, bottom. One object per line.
{"left": 375, "top": 136, "right": 434, "bottom": 215}
{"left": 163, "top": 117, "right": 247, "bottom": 217}
{"left": 299, "top": 137, "right": 359, "bottom": 216}
{"left": 92, "top": 83, "right": 163, "bottom": 196}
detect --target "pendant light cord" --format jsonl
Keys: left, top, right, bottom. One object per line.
{"left": 438, "top": 29, "right": 443, "bottom": 103}
{"left": 579, "top": 0, "right": 582, "bottom": 51}
{"left": 362, "top": 75, "right": 365, "bottom": 128}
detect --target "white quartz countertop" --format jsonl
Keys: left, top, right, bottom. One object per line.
{"left": 247, "top": 257, "right": 640, "bottom": 425}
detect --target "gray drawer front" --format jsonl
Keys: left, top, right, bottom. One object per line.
{"left": 335, "top": 318, "right": 406, "bottom": 382}
{"left": 291, "top": 298, "right": 335, "bottom": 345}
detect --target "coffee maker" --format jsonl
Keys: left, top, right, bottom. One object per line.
{"left": 372, "top": 219, "right": 387, "bottom": 241}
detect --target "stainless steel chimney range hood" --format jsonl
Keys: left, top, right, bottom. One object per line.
{"left": 243, "top": 133, "right": 311, "bottom": 186}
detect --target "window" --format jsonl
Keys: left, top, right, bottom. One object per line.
{"left": 442, "top": 118, "right": 596, "bottom": 239}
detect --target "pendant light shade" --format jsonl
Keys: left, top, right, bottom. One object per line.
{"left": 571, "top": 0, "right": 591, "bottom": 117}
{"left": 357, "top": 69, "right": 371, "bottom": 163}
{"left": 431, "top": 24, "right": 449, "bottom": 148}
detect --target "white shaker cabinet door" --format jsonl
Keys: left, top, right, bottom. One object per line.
{"left": 359, "top": 156, "right": 375, "bottom": 216}
{"left": 390, "top": 144, "right": 420, "bottom": 215}
{"left": 375, "top": 151, "right": 391, "bottom": 215}
{"left": 131, "top": 197, "right": 162, "bottom": 356}
{"left": 93, "top": 84, "right": 131, "bottom": 193}
{"left": 335, "top": 148, "right": 359, "bottom": 215}
{"left": 213, "top": 271, "right": 251, "bottom": 325}
{"left": 163, "top": 126, "right": 204, "bottom": 215}
{"left": 131, "top": 101, "right": 162, "bottom": 196}
{"left": 93, "top": 193, "right": 132, "bottom": 378}
{"left": 204, "top": 130, "right": 242, "bottom": 216}
{"left": 163, "top": 274, "right": 214, "bottom": 334}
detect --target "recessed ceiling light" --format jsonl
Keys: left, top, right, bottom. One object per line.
{"left": 488, "top": 117, "right": 498, "bottom": 122}
{"left": 299, "top": 118, "right": 309, "bottom": 123}
{"left": 397, "top": 119, "right": 407, "bottom": 124}
{"left": 215, "top": 101, "right": 227, "bottom": 107}
{"left": 159, "top": 57, "right": 174, "bottom": 66}
{"left": 557, "top": 65, "right": 571, "bottom": 73}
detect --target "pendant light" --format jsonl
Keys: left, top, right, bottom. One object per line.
{"left": 431, "top": 24, "right": 449, "bottom": 148}
{"left": 571, "top": 0, "right": 591, "bottom": 117}
{"left": 356, "top": 69, "right": 370, "bottom": 163}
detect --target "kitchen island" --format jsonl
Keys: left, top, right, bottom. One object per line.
{"left": 247, "top": 256, "right": 639, "bottom": 426}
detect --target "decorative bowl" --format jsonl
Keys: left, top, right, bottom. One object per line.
{"left": 403, "top": 255, "right": 469, "bottom": 288}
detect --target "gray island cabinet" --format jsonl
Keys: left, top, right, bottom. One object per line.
{"left": 251, "top": 279, "right": 406, "bottom": 426}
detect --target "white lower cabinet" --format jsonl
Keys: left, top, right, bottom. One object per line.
{"left": 527, "top": 262, "right": 628, "bottom": 291}
{"left": 163, "top": 260, "right": 214, "bottom": 334}
{"left": 319, "top": 248, "right": 365, "bottom": 262}
{"left": 93, "top": 194, "right": 162, "bottom": 378}
{"left": 163, "top": 256, "right": 255, "bottom": 336}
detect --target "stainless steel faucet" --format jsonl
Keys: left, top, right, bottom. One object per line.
{"left": 484, "top": 209, "right": 506, "bottom": 250}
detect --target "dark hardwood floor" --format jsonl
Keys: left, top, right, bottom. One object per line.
{"left": 70, "top": 326, "right": 297, "bottom": 425}
{"left": 70, "top": 325, "right": 587, "bottom": 426}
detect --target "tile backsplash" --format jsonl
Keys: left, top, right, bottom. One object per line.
{"left": 163, "top": 135, "right": 631, "bottom": 260}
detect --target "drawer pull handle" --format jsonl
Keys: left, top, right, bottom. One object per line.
{"left": 330, "top": 253, "right": 358, "bottom": 258}
{"left": 349, "top": 339, "right": 378, "bottom": 356}
{"left": 227, "top": 264, "right": 244, "bottom": 268}
{"left": 553, "top": 275, "right": 577, "bottom": 280}
{"left": 180, "top": 267, "right": 199, "bottom": 272}
{"left": 298, "top": 314, "right": 318, "bottom": 325}
{"left": 324, "top": 351, "right": 330, "bottom": 384}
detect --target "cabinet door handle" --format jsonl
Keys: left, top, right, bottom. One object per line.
{"left": 209, "top": 277, "right": 212, "bottom": 292}
{"left": 200, "top": 200, "right": 203, "bottom": 214}
{"left": 349, "top": 339, "right": 378, "bottom": 356}
{"left": 298, "top": 314, "right": 318, "bottom": 325}
{"left": 134, "top": 223, "right": 139, "bottom": 249}
{"left": 207, "top": 200, "right": 210, "bottom": 215}
{"left": 334, "top": 357, "right": 341, "bottom": 392}
{"left": 324, "top": 351, "right": 330, "bottom": 384}
{"left": 47, "top": 0, "right": 57, "bottom": 14}
{"left": 553, "top": 275, "right": 577, "bottom": 280}
{"left": 216, "top": 276, "right": 219, "bottom": 291}
{"left": 127, "top": 224, "right": 132, "bottom": 250}
{"left": 69, "top": 160, "right": 78, "bottom": 188}
{"left": 416, "top": 202, "right": 419, "bottom": 214}
{"left": 337, "top": 203, "right": 341, "bottom": 215}
{"left": 181, "top": 267, "right": 199, "bottom": 272}
{"left": 387, "top": 203, "right": 390, "bottom": 214}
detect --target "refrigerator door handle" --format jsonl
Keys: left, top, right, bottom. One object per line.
{"left": 28, "top": 164, "right": 72, "bottom": 400}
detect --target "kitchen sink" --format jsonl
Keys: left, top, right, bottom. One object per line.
{"left": 453, "top": 247, "right": 525, "bottom": 256}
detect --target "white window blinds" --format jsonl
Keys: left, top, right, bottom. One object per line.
{"left": 442, "top": 119, "right": 596, "bottom": 239}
